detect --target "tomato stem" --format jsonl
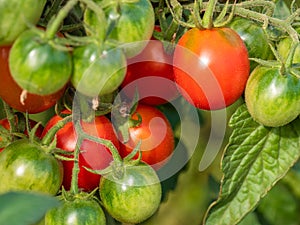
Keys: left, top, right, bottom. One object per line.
{"left": 45, "top": 0, "right": 79, "bottom": 39}
{"left": 2, "top": 101, "right": 17, "bottom": 134}
{"left": 202, "top": 0, "right": 218, "bottom": 29}
{"left": 41, "top": 115, "right": 73, "bottom": 146}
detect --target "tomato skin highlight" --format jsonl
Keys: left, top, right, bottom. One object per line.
{"left": 118, "top": 104, "right": 175, "bottom": 170}
{"left": 44, "top": 197, "right": 106, "bottom": 225}
{"left": 42, "top": 111, "right": 120, "bottom": 192}
{"left": 0, "top": 139, "right": 63, "bottom": 195}
{"left": 0, "top": 45, "right": 65, "bottom": 114}
{"left": 99, "top": 163, "right": 162, "bottom": 224}
{"left": 173, "top": 27, "right": 250, "bottom": 110}
{"left": 245, "top": 66, "right": 300, "bottom": 127}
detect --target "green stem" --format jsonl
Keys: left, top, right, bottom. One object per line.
{"left": 202, "top": 0, "right": 218, "bottom": 29}
{"left": 3, "top": 101, "right": 17, "bottom": 134}
{"left": 41, "top": 115, "right": 73, "bottom": 146}
{"left": 46, "top": 0, "right": 79, "bottom": 39}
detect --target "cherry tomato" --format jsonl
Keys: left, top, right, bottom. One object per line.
{"left": 0, "top": 45, "right": 65, "bottom": 114}
{"left": 118, "top": 104, "right": 175, "bottom": 170}
{"left": 173, "top": 27, "right": 250, "bottom": 110}
{"left": 41, "top": 110, "right": 120, "bottom": 192}
{"left": 0, "top": 139, "right": 63, "bottom": 195}
{"left": 120, "top": 27, "right": 179, "bottom": 105}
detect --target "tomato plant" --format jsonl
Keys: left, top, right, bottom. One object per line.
{"left": 0, "top": 117, "right": 43, "bottom": 151}
{"left": 118, "top": 104, "right": 175, "bottom": 170}
{"left": 0, "top": 45, "right": 65, "bottom": 114}
{"left": 245, "top": 66, "right": 300, "bottom": 127}
{"left": 8, "top": 29, "right": 72, "bottom": 96}
{"left": 99, "top": 162, "right": 162, "bottom": 224}
{"left": 44, "top": 193, "right": 106, "bottom": 225}
{"left": 41, "top": 110, "right": 119, "bottom": 192}
{"left": 0, "top": 139, "right": 63, "bottom": 195}
{"left": 173, "top": 27, "right": 250, "bottom": 110}
{"left": 0, "top": 0, "right": 46, "bottom": 45}
{"left": 120, "top": 27, "right": 179, "bottom": 105}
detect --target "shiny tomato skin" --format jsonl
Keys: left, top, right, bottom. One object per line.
{"left": 41, "top": 111, "right": 120, "bottom": 192}
{"left": 0, "top": 45, "right": 65, "bottom": 114}
{"left": 118, "top": 104, "right": 175, "bottom": 170}
{"left": 173, "top": 27, "right": 250, "bottom": 110}
{"left": 120, "top": 31, "right": 179, "bottom": 105}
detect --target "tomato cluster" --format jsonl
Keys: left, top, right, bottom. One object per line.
{"left": 0, "top": 0, "right": 300, "bottom": 224}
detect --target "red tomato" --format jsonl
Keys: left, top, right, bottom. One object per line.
{"left": 173, "top": 27, "right": 250, "bottom": 110}
{"left": 0, "top": 45, "right": 65, "bottom": 114}
{"left": 41, "top": 110, "right": 119, "bottom": 192}
{"left": 0, "top": 117, "right": 43, "bottom": 151}
{"left": 120, "top": 27, "right": 179, "bottom": 105}
{"left": 118, "top": 104, "right": 175, "bottom": 170}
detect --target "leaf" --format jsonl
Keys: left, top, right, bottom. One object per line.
{"left": 0, "top": 191, "right": 60, "bottom": 225}
{"left": 204, "top": 104, "right": 300, "bottom": 225}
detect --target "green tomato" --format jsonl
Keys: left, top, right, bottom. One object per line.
{"left": 245, "top": 66, "right": 300, "bottom": 127}
{"left": 8, "top": 29, "right": 72, "bottom": 95}
{"left": 277, "top": 35, "right": 300, "bottom": 66}
{"left": 0, "top": 0, "right": 46, "bottom": 45}
{"left": 0, "top": 139, "right": 63, "bottom": 195}
{"left": 44, "top": 195, "right": 106, "bottom": 225}
{"left": 99, "top": 163, "right": 162, "bottom": 224}
{"left": 104, "top": 0, "right": 155, "bottom": 58}
{"left": 71, "top": 42, "right": 126, "bottom": 97}
{"left": 228, "top": 17, "right": 274, "bottom": 71}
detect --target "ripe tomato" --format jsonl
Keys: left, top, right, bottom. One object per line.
{"left": 41, "top": 110, "right": 120, "bottom": 192}
{"left": 99, "top": 162, "right": 161, "bottom": 224}
{"left": 0, "top": 45, "right": 65, "bottom": 114}
{"left": 0, "top": 139, "right": 63, "bottom": 195}
{"left": 245, "top": 66, "right": 300, "bottom": 127}
{"left": 120, "top": 27, "right": 179, "bottom": 105}
{"left": 0, "top": 117, "right": 43, "bottom": 151}
{"left": 118, "top": 104, "right": 175, "bottom": 170}
{"left": 173, "top": 27, "right": 250, "bottom": 110}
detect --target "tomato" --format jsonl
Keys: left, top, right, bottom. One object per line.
{"left": 41, "top": 110, "right": 120, "bottom": 192}
{"left": 173, "top": 27, "right": 250, "bottom": 110}
{"left": 44, "top": 194, "right": 106, "bottom": 225}
{"left": 8, "top": 29, "right": 72, "bottom": 95}
{"left": 120, "top": 28, "right": 179, "bottom": 105}
{"left": 245, "top": 66, "right": 300, "bottom": 127}
{"left": 0, "top": 45, "right": 65, "bottom": 113}
{"left": 228, "top": 17, "right": 274, "bottom": 71}
{"left": 71, "top": 42, "right": 127, "bottom": 97}
{"left": 118, "top": 104, "right": 175, "bottom": 170}
{"left": 0, "top": 117, "right": 43, "bottom": 151}
{"left": 277, "top": 35, "right": 300, "bottom": 65}
{"left": 99, "top": 162, "right": 162, "bottom": 224}
{"left": 0, "top": 139, "right": 63, "bottom": 195}
{"left": 0, "top": 0, "right": 46, "bottom": 45}
{"left": 103, "top": 0, "right": 155, "bottom": 58}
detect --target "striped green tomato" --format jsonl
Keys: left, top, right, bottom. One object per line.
{"left": 44, "top": 196, "right": 106, "bottom": 225}
{"left": 99, "top": 163, "right": 162, "bottom": 224}
{"left": 0, "top": 139, "right": 63, "bottom": 195}
{"left": 0, "top": 0, "right": 46, "bottom": 45}
{"left": 245, "top": 66, "right": 300, "bottom": 127}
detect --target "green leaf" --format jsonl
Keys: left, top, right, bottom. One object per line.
{"left": 0, "top": 191, "right": 60, "bottom": 225}
{"left": 204, "top": 104, "right": 300, "bottom": 225}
